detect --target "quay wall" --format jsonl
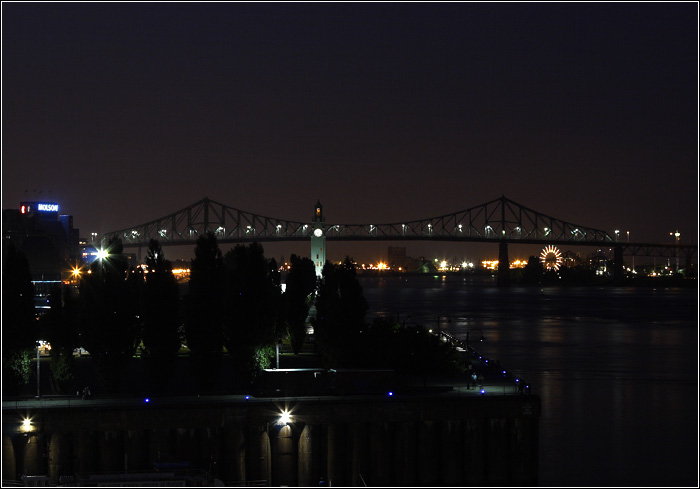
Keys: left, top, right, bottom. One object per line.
{"left": 3, "top": 394, "right": 539, "bottom": 486}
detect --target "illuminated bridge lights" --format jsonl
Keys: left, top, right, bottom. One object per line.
{"left": 102, "top": 195, "right": 638, "bottom": 251}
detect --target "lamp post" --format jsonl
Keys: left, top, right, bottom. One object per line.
{"left": 35, "top": 341, "right": 41, "bottom": 398}
{"left": 670, "top": 230, "right": 680, "bottom": 272}
{"left": 437, "top": 315, "right": 450, "bottom": 337}
{"left": 276, "top": 338, "right": 283, "bottom": 369}
{"left": 627, "top": 232, "right": 634, "bottom": 272}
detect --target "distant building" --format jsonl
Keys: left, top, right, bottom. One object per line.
{"left": 386, "top": 246, "right": 437, "bottom": 273}
{"left": 3, "top": 201, "right": 80, "bottom": 310}
{"left": 388, "top": 246, "right": 407, "bottom": 269}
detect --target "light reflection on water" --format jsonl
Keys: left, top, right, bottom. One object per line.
{"left": 361, "top": 275, "right": 698, "bottom": 486}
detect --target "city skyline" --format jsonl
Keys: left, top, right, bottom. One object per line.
{"left": 2, "top": 3, "right": 698, "bottom": 263}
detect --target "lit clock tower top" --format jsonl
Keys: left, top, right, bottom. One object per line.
{"left": 313, "top": 200, "right": 324, "bottom": 223}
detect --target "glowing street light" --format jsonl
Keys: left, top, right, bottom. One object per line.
{"left": 97, "top": 248, "right": 108, "bottom": 260}
{"left": 670, "top": 230, "right": 681, "bottom": 272}
{"left": 278, "top": 409, "right": 292, "bottom": 425}
{"left": 670, "top": 230, "right": 680, "bottom": 244}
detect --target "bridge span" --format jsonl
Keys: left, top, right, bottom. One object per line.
{"left": 103, "top": 196, "right": 696, "bottom": 284}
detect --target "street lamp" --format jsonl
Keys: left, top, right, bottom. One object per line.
{"left": 670, "top": 230, "right": 680, "bottom": 272}
{"left": 615, "top": 230, "right": 620, "bottom": 242}
{"left": 275, "top": 338, "right": 283, "bottom": 369}
{"left": 35, "top": 341, "right": 42, "bottom": 398}
{"left": 437, "top": 315, "right": 451, "bottom": 336}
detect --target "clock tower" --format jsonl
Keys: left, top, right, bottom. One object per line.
{"left": 311, "top": 200, "right": 326, "bottom": 277}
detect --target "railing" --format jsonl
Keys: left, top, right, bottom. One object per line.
{"left": 434, "top": 330, "right": 532, "bottom": 396}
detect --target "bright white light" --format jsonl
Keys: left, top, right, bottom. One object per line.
{"left": 278, "top": 410, "right": 291, "bottom": 425}
{"left": 22, "top": 418, "right": 31, "bottom": 431}
{"left": 97, "top": 249, "right": 108, "bottom": 260}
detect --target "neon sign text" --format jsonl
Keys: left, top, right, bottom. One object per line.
{"left": 37, "top": 203, "right": 59, "bottom": 212}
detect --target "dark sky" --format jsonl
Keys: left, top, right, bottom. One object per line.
{"left": 2, "top": 3, "right": 698, "bottom": 262}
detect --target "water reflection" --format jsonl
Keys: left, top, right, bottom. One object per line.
{"left": 361, "top": 275, "right": 697, "bottom": 486}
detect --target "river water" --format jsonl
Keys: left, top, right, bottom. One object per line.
{"left": 359, "top": 274, "right": 698, "bottom": 487}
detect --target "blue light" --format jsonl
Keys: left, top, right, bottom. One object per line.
{"left": 515, "top": 378, "right": 520, "bottom": 383}
{"left": 502, "top": 370, "right": 507, "bottom": 375}
{"left": 480, "top": 389, "right": 485, "bottom": 395}
{"left": 388, "top": 391, "right": 393, "bottom": 397}
{"left": 144, "top": 398, "right": 150, "bottom": 403}
{"left": 245, "top": 395, "right": 250, "bottom": 400}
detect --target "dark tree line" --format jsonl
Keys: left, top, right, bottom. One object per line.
{"left": 79, "top": 236, "right": 141, "bottom": 392}
{"left": 2, "top": 243, "right": 37, "bottom": 393}
{"left": 284, "top": 254, "right": 317, "bottom": 354}
{"left": 311, "top": 258, "right": 461, "bottom": 379}
{"left": 312, "top": 257, "right": 369, "bottom": 367}
{"left": 3, "top": 233, "right": 463, "bottom": 396}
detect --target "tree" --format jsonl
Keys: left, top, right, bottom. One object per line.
{"left": 283, "top": 254, "right": 317, "bottom": 354}
{"left": 185, "top": 232, "right": 225, "bottom": 392}
{"left": 339, "top": 317, "right": 462, "bottom": 382}
{"left": 222, "top": 242, "right": 281, "bottom": 384}
{"left": 43, "top": 284, "right": 79, "bottom": 394}
{"left": 141, "top": 239, "right": 181, "bottom": 391}
{"left": 312, "top": 257, "right": 368, "bottom": 367}
{"left": 2, "top": 242, "right": 37, "bottom": 394}
{"left": 79, "top": 236, "right": 141, "bottom": 393}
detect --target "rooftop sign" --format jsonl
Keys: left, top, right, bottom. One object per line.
{"left": 20, "top": 202, "right": 59, "bottom": 214}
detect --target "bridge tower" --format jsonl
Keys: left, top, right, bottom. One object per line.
{"left": 311, "top": 200, "right": 326, "bottom": 277}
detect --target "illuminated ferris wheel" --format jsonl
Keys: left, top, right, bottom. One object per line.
{"left": 540, "top": 245, "right": 563, "bottom": 271}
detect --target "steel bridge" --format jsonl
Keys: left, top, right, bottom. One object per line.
{"left": 104, "top": 195, "right": 696, "bottom": 271}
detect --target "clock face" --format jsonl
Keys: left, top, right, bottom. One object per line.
{"left": 313, "top": 228, "right": 323, "bottom": 237}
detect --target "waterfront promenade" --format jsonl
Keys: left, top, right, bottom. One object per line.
{"left": 2, "top": 339, "right": 538, "bottom": 486}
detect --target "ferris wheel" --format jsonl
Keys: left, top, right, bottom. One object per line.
{"left": 540, "top": 245, "right": 563, "bottom": 271}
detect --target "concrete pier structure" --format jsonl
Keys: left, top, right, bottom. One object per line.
{"left": 498, "top": 241, "right": 511, "bottom": 287}
{"left": 3, "top": 394, "right": 539, "bottom": 486}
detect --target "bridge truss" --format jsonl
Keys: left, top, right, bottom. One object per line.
{"left": 104, "top": 196, "right": 695, "bottom": 259}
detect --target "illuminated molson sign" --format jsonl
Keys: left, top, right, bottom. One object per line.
{"left": 37, "top": 203, "right": 59, "bottom": 212}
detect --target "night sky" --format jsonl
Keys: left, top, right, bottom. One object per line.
{"left": 2, "top": 3, "right": 698, "bottom": 263}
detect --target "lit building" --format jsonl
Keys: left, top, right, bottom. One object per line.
{"left": 3, "top": 201, "right": 80, "bottom": 310}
